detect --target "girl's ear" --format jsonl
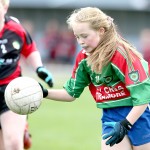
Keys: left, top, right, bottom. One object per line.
{"left": 99, "top": 27, "right": 105, "bottom": 35}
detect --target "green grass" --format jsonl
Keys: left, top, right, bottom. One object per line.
{"left": 28, "top": 79, "right": 102, "bottom": 150}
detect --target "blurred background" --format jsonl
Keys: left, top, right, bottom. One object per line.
{"left": 8, "top": 1, "right": 150, "bottom": 149}
{"left": 9, "top": 0, "right": 150, "bottom": 64}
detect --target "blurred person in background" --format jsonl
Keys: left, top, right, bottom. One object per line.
{"left": 54, "top": 26, "right": 76, "bottom": 63}
{"left": 140, "top": 28, "right": 150, "bottom": 64}
{"left": 0, "top": 0, "right": 54, "bottom": 150}
{"left": 22, "top": 19, "right": 35, "bottom": 38}
{"left": 42, "top": 20, "right": 76, "bottom": 64}
{"left": 42, "top": 20, "right": 61, "bottom": 61}
{"left": 40, "top": 7, "right": 150, "bottom": 150}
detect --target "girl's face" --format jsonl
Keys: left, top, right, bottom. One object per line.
{"left": 72, "top": 22, "right": 104, "bottom": 53}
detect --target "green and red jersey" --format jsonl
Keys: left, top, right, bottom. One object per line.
{"left": 64, "top": 46, "right": 150, "bottom": 108}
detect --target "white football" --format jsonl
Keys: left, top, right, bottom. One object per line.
{"left": 4, "top": 77, "right": 43, "bottom": 115}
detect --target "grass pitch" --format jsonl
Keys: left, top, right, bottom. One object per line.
{"left": 24, "top": 63, "right": 101, "bottom": 150}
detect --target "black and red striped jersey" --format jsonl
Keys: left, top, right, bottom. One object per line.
{"left": 0, "top": 16, "right": 37, "bottom": 85}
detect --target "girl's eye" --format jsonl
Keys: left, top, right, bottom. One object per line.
{"left": 74, "top": 35, "right": 87, "bottom": 39}
{"left": 82, "top": 35, "right": 88, "bottom": 38}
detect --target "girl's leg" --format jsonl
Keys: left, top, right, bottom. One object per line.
{"left": 0, "top": 110, "right": 26, "bottom": 150}
{"left": 133, "top": 142, "right": 150, "bottom": 150}
{"left": 101, "top": 135, "right": 133, "bottom": 150}
{"left": 0, "top": 129, "right": 4, "bottom": 150}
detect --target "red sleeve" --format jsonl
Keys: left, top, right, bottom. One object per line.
{"left": 72, "top": 49, "right": 87, "bottom": 78}
{"left": 6, "top": 19, "right": 38, "bottom": 58}
{"left": 21, "top": 30, "right": 37, "bottom": 58}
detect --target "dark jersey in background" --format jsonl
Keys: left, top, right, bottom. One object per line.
{"left": 0, "top": 16, "right": 37, "bottom": 85}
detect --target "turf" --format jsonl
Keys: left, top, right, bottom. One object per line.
{"left": 28, "top": 77, "right": 102, "bottom": 150}
{"left": 21, "top": 63, "right": 102, "bottom": 149}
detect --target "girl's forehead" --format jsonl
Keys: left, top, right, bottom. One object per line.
{"left": 72, "top": 22, "right": 90, "bottom": 27}
{"left": 72, "top": 22, "right": 91, "bottom": 32}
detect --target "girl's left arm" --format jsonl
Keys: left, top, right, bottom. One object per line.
{"left": 126, "top": 103, "right": 149, "bottom": 125}
{"left": 26, "top": 51, "right": 43, "bottom": 70}
{"left": 26, "top": 51, "right": 54, "bottom": 87}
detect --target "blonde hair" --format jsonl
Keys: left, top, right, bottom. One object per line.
{"left": 1, "top": 0, "right": 9, "bottom": 6}
{"left": 67, "top": 7, "right": 142, "bottom": 73}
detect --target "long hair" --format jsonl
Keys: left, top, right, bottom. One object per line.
{"left": 67, "top": 7, "right": 142, "bottom": 73}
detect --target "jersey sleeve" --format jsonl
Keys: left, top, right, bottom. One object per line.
{"left": 64, "top": 51, "right": 91, "bottom": 98}
{"left": 111, "top": 48, "right": 150, "bottom": 106}
{"left": 8, "top": 16, "right": 37, "bottom": 58}
{"left": 21, "top": 30, "right": 37, "bottom": 58}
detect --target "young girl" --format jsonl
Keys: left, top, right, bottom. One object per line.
{"left": 40, "top": 7, "right": 150, "bottom": 150}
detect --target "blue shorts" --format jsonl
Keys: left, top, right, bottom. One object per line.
{"left": 101, "top": 106, "right": 150, "bottom": 146}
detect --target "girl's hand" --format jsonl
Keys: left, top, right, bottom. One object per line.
{"left": 103, "top": 119, "right": 132, "bottom": 146}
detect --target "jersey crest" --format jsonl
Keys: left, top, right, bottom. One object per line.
{"left": 103, "top": 75, "right": 113, "bottom": 84}
{"left": 128, "top": 70, "right": 139, "bottom": 82}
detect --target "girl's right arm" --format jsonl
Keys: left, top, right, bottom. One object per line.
{"left": 46, "top": 89, "right": 76, "bottom": 102}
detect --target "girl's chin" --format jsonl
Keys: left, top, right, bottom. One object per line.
{"left": 84, "top": 48, "right": 94, "bottom": 53}
{"left": 84, "top": 48, "right": 92, "bottom": 53}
